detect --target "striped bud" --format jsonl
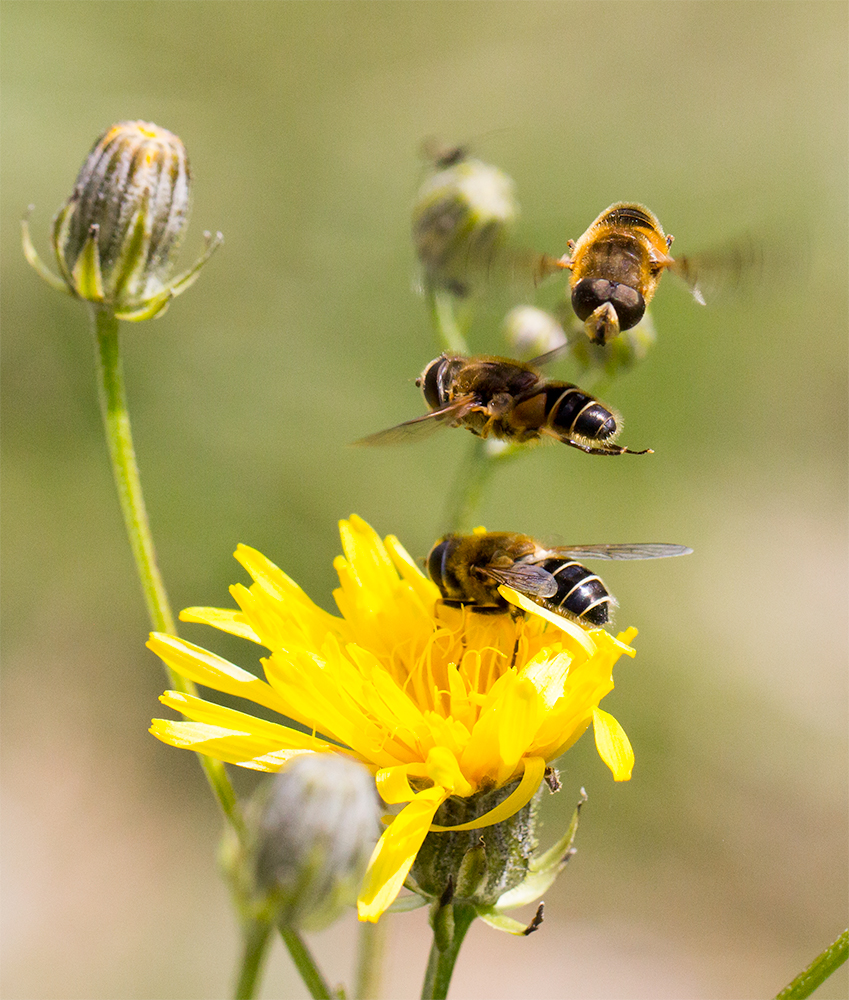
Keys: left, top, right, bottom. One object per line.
{"left": 23, "top": 121, "right": 221, "bottom": 320}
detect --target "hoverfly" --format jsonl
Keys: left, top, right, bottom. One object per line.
{"left": 427, "top": 532, "right": 692, "bottom": 627}
{"left": 355, "top": 352, "right": 649, "bottom": 456}
{"left": 559, "top": 202, "right": 758, "bottom": 345}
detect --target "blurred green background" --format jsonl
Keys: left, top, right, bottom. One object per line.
{"left": 2, "top": 2, "right": 846, "bottom": 997}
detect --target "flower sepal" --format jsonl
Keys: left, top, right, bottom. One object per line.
{"left": 472, "top": 785, "right": 586, "bottom": 935}
{"left": 475, "top": 902, "right": 545, "bottom": 936}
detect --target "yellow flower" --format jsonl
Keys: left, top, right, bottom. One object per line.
{"left": 149, "top": 515, "right": 636, "bottom": 922}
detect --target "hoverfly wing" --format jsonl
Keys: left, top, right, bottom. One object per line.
{"left": 482, "top": 562, "right": 559, "bottom": 599}
{"left": 526, "top": 341, "right": 574, "bottom": 369}
{"left": 668, "top": 234, "right": 763, "bottom": 306}
{"left": 353, "top": 396, "right": 476, "bottom": 446}
{"left": 544, "top": 543, "right": 693, "bottom": 561}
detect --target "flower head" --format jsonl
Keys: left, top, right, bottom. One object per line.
{"left": 412, "top": 150, "right": 518, "bottom": 296}
{"left": 22, "top": 120, "right": 221, "bottom": 320}
{"left": 149, "top": 516, "right": 636, "bottom": 921}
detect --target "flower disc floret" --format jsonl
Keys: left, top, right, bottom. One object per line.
{"left": 149, "top": 516, "right": 636, "bottom": 921}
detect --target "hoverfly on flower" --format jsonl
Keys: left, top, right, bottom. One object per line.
{"left": 149, "top": 517, "right": 639, "bottom": 921}
{"left": 427, "top": 531, "right": 692, "bottom": 629}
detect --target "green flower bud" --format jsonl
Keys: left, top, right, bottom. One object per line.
{"left": 227, "top": 755, "right": 382, "bottom": 931}
{"left": 22, "top": 121, "right": 221, "bottom": 320}
{"left": 412, "top": 149, "right": 518, "bottom": 296}
{"left": 503, "top": 305, "right": 568, "bottom": 359}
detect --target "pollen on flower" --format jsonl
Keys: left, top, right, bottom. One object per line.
{"left": 148, "top": 515, "right": 636, "bottom": 920}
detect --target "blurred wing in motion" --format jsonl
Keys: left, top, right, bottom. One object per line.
{"left": 353, "top": 396, "right": 476, "bottom": 446}
{"left": 668, "top": 234, "right": 764, "bottom": 306}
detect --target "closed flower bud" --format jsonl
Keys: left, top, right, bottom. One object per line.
{"left": 22, "top": 121, "right": 221, "bottom": 320}
{"left": 503, "top": 305, "right": 568, "bottom": 359}
{"left": 412, "top": 149, "right": 518, "bottom": 296}
{"left": 228, "top": 754, "right": 382, "bottom": 931}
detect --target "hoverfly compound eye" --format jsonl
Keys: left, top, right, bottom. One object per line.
{"left": 426, "top": 540, "right": 449, "bottom": 594}
{"left": 418, "top": 358, "right": 444, "bottom": 409}
{"left": 610, "top": 284, "right": 645, "bottom": 330}
{"left": 571, "top": 278, "right": 615, "bottom": 322}
{"left": 571, "top": 278, "right": 644, "bottom": 331}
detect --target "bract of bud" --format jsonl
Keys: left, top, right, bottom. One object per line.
{"left": 406, "top": 778, "right": 541, "bottom": 909}
{"left": 22, "top": 121, "right": 221, "bottom": 320}
{"left": 503, "top": 305, "right": 568, "bottom": 359}
{"left": 228, "top": 754, "right": 382, "bottom": 931}
{"left": 412, "top": 153, "right": 518, "bottom": 296}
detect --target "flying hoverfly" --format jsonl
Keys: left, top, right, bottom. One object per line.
{"left": 427, "top": 532, "right": 692, "bottom": 627}
{"left": 355, "top": 351, "right": 649, "bottom": 456}
{"left": 560, "top": 202, "right": 759, "bottom": 345}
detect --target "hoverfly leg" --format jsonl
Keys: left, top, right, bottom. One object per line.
{"left": 509, "top": 636, "right": 520, "bottom": 669}
{"left": 561, "top": 437, "right": 653, "bottom": 457}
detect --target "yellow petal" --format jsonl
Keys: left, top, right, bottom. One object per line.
{"left": 592, "top": 707, "right": 634, "bottom": 781}
{"left": 180, "top": 606, "right": 260, "bottom": 643}
{"left": 147, "top": 633, "right": 289, "bottom": 715}
{"left": 498, "top": 586, "right": 597, "bottom": 655}
{"left": 429, "top": 756, "right": 546, "bottom": 832}
{"left": 150, "top": 719, "right": 315, "bottom": 771}
{"left": 425, "top": 746, "right": 474, "bottom": 797}
{"left": 498, "top": 676, "right": 544, "bottom": 770}
{"left": 357, "top": 786, "right": 448, "bottom": 922}
{"left": 375, "top": 765, "right": 418, "bottom": 804}
{"left": 158, "top": 690, "right": 337, "bottom": 752}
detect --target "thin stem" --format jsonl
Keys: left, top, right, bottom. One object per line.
{"left": 91, "top": 306, "right": 243, "bottom": 836}
{"left": 278, "top": 927, "right": 334, "bottom": 1000}
{"left": 427, "top": 289, "right": 469, "bottom": 355}
{"left": 233, "top": 920, "right": 273, "bottom": 1000}
{"left": 774, "top": 928, "right": 848, "bottom": 1000}
{"left": 442, "top": 439, "right": 525, "bottom": 535}
{"left": 420, "top": 903, "right": 476, "bottom": 1000}
{"left": 93, "top": 307, "right": 175, "bottom": 633}
{"left": 354, "top": 919, "right": 386, "bottom": 999}
{"left": 442, "top": 438, "right": 493, "bottom": 534}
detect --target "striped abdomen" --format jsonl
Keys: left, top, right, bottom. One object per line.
{"left": 541, "top": 384, "right": 618, "bottom": 443}
{"left": 536, "top": 558, "right": 614, "bottom": 625}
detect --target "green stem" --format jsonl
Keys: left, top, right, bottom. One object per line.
{"left": 91, "top": 306, "right": 243, "bottom": 837}
{"left": 233, "top": 920, "right": 273, "bottom": 1000}
{"left": 442, "top": 438, "right": 494, "bottom": 534}
{"left": 443, "top": 439, "right": 526, "bottom": 535}
{"left": 427, "top": 289, "right": 469, "bottom": 355}
{"left": 278, "top": 927, "right": 334, "bottom": 1000}
{"left": 354, "top": 919, "right": 386, "bottom": 999}
{"left": 421, "top": 903, "right": 476, "bottom": 1000}
{"left": 774, "top": 928, "right": 848, "bottom": 1000}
